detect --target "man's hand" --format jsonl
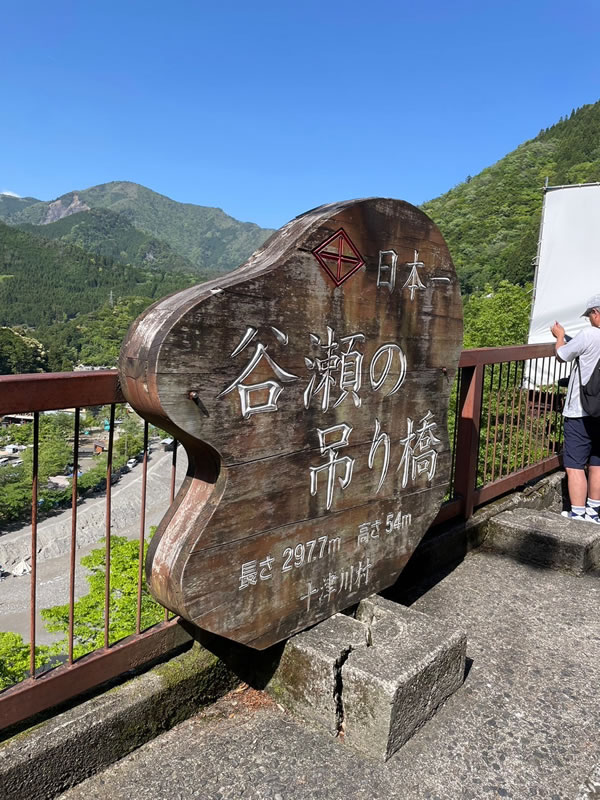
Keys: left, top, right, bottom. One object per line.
{"left": 551, "top": 321, "right": 566, "bottom": 359}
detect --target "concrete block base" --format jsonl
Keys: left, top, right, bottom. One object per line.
{"left": 345, "top": 596, "right": 466, "bottom": 760}
{"left": 485, "top": 509, "right": 600, "bottom": 575}
{"left": 265, "top": 613, "right": 368, "bottom": 736}
{"left": 265, "top": 596, "right": 466, "bottom": 760}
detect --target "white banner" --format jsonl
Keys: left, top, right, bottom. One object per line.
{"left": 526, "top": 183, "right": 600, "bottom": 388}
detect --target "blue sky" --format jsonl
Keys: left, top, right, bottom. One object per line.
{"left": 2, "top": 0, "right": 599, "bottom": 229}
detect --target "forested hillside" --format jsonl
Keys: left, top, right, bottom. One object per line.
{"left": 0, "top": 221, "right": 195, "bottom": 328}
{"left": 0, "top": 194, "right": 40, "bottom": 220}
{"left": 37, "top": 297, "right": 157, "bottom": 371}
{"left": 18, "top": 209, "right": 198, "bottom": 274}
{"left": 423, "top": 101, "right": 600, "bottom": 293}
{"left": 0, "top": 182, "right": 275, "bottom": 371}
{"left": 0, "top": 182, "right": 274, "bottom": 276}
{"left": 0, "top": 328, "right": 48, "bottom": 373}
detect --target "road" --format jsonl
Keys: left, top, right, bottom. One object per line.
{"left": 0, "top": 447, "right": 188, "bottom": 644}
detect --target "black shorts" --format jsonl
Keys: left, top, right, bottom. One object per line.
{"left": 562, "top": 416, "right": 600, "bottom": 469}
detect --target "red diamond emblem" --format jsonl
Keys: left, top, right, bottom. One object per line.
{"left": 312, "top": 228, "right": 365, "bottom": 287}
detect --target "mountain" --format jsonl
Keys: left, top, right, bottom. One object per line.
{"left": 18, "top": 209, "right": 198, "bottom": 274}
{"left": 0, "top": 194, "right": 40, "bottom": 220}
{"left": 4, "top": 99, "right": 598, "bottom": 314}
{"left": 0, "top": 182, "right": 274, "bottom": 276}
{"left": 0, "top": 220, "right": 195, "bottom": 328}
{"left": 422, "top": 100, "right": 600, "bottom": 293}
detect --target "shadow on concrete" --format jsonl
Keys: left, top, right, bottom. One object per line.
{"left": 180, "top": 472, "right": 574, "bottom": 691}
{"left": 383, "top": 558, "right": 464, "bottom": 607}
{"left": 184, "top": 622, "right": 286, "bottom": 690}
{"left": 464, "top": 656, "right": 473, "bottom": 682}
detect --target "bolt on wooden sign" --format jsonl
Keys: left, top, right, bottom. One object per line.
{"left": 119, "top": 198, "right": 463, "bottom": 649}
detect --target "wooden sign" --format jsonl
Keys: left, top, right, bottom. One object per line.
{"left": 119, "top": 198, "right": 463, "bottom": 649}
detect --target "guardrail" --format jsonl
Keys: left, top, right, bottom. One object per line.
{"left": 434, "top": 343, "right": 567, "bottom": 525}
{"left": 0, "top": 371, "right": 191, "bottom": 730}
{"left": 0, "top": 344, "right": 567, "bottom": 731}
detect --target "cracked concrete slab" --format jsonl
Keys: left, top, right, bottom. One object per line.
{"left": 344, "top": 596, "right": 466, "bottom": 759}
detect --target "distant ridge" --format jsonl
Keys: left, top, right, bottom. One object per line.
{"left": 0, "top": 193, "right": 41, "bottom": 220}
{"left": 0, "top": 181, "right": 274, "bottom": 276}
{"left": 4, "top": 98, "right": 599, "bottom": 299}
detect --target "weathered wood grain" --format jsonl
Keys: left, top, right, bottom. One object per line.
{"left": 119, "top": 198, "right": 463, "bottom": 648}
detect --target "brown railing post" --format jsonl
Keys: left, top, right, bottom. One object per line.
{"left": 453, "top": 363, "right": 485, "bottom": 519}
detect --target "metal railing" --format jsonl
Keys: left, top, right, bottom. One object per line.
{"left": 0, "top": 371, "right": 191, "bottom": 731}
{"left": 434, "top": 343, "right": 566, "bottom": 524}
{"left": 0, "top": 343, "right": 566, "bottom": 731}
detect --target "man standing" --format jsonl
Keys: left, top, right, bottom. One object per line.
{"left": 551, "top": 294, "right": 600, "bottom": 522}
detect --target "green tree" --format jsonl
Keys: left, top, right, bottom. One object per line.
{"left": 0, "top": 482, "right": 32, "bottom": 521}
{"left": 0, "top": 532, "right": 164, "bottom": 687}
{"left": 115, "top": 414, "right": 144, "bottom": 460}
{"left": 21, "top": 427, "right": 72, "bottom": 483}
{"left": 463, "top": 281, "right": 532, "bottom": 349}
{"left": 0, "top": 327, "right": 48, "bottom": 374}
{"left": 0, "top": 632, "right": 51, "bottom": 690}
{"left": 0, "top": 416, "right": 75, "bottom": 521}
{"left": 0, "top": 414, "right": 115, "bottom": 523}
{"left": 41, "top": 535, "right": 165, "bottom": 659}
{"left": 48, "top": 412, "right": 75, "bottom": 440}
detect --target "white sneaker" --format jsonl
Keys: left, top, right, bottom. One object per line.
{"left": 561, "top": 510, "right": 587, "bottom": 521}
{"left": 584, "top": 510, "right": 600, "bottom": 524}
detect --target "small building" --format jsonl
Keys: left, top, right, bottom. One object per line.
{"left": 1, "top": 414, "right": 34, "bottom": 427}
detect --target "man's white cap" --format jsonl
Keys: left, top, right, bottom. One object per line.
{"left": 582, "top": 294, "right": 600, "bottom": 316}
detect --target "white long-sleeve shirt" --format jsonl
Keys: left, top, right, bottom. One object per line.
{"left": 557, "top": 327, "right": 600, "bottom": 417}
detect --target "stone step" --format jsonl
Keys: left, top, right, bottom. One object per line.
{"left": 485, "top": 509, "right": 600, "bottom": 575}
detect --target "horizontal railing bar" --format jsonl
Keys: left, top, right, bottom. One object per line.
{"left": 458, "top": 343, "right": 555, "bottom": 367}
{"left": 0, "top": 618, "right": 192, "bottom": 733}
{"left": 472, "top": 454, "right": 561, "bottom": 506}
{"left": 0, "top": 344, "right": 560, "bottom": 413}
{"left": 0, "top": 370, "right": 123, "bottom": 415}
{"left": 0, "top": 342, "right": 560, "bottom": 416}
